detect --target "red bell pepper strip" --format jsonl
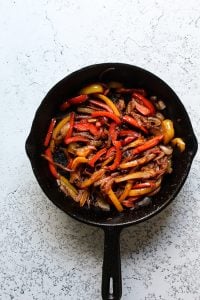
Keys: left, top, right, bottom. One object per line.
{"left": 91, "top": 111, "right": 121, "bottom": 124}
{"left": 132, "top": 182, "right": 156, "bottom": 189}
{"left": 132, "top": 92, "right": 155, "bottom": 115}
{"left": 108, "top": 141, "right": 122, "bottom": 171}
{"left": 106, "top": 146, "right": 115, "bottom": 159}
{"left": 65, "top": 112, "right": 75, "bottom": 139}
{"left": 74, "top": 121, "right": 99, "bottom": 136}
{"left": 132, "top": 135, "right": 163, "bottom": 155}
{"left": 122, "top": 115, "right": 148, "bottom": 134}
{"left": 121, "top": 136, "right": 136, "bottom": 146}
{"left": 109, "top": 122, "right": 118, "bottom": 144}
{"left": 45, "top": 148, "right": 59, "bottom": 179}
{"left": 60, "top": 95, "right": 88, "bottom": 111}
{"left": 89, "top": 100, "right": 113, "bottom": 113}
{"left": 65, "top": 136, "right": 89, "bottom": 144}
{"left": 122, "top": 197, "right": 140, "bottom": 207}
{"left": 135, "top": 101, "right": 151, "bottom": 116}
{"left": 119, "top": 130, "right": 140, "bottom": 137}
{"left": 88, "top": 148, "right": 107, "bottom": 167}
{"left": 43, "top": 118, "right": 56, "bottom": 147}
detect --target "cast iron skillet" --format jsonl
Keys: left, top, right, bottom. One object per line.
{"left": 25, "top": 63, "right": 197, "bottom": 300}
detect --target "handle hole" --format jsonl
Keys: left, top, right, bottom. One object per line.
{"left": 109, "top": 277, "right": 113, "bottom": 295}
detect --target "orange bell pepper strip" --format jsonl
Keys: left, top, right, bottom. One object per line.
{"left": 80, "top": 169, "right": 105, "bottom": 188}
{"left": 43, "top": 118, "right": 56, "bottom": 147}
{"left": 119, "top": 181, "right": 132, "bottom": 202}
{"left": 132, "top": 92, "right": 155, "bottom": 115}
{"left": 107, "top": 188, "right": 123, "bottom": 212}
{"left": 91, "top": 111, "right": 121, "bottom": 124}
{"left": 60, "top": 95, "right": 88, "bottom": 111}
{"left": 122, "top": 115, "right": 148, "bottom": 134}
{"left": 71, "top": 157, "right": 88, "bottom": 170}
{"left": 88, "top": 148, "right": 107, "bottom": 167}
{"left": 132, "top": 135, "right": 163, "bottom": 155}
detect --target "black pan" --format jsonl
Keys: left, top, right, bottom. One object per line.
{"left": 25, "top": 63, "right": 198, "bottom": 300}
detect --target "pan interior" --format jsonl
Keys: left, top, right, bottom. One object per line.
{"left": 26, "top": 63, "right": 198, "bottom": 227}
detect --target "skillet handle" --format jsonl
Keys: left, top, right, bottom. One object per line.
{"left": 102, "top": 227, "right": 122, "bottom": 300}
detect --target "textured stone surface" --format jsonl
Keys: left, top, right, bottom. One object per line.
{"left": 0, "top": 0, "right": 200, "bottom": 299}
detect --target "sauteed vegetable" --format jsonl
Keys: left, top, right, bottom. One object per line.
{"left": 42, "top": 82, "right": 185, "bottom": 212}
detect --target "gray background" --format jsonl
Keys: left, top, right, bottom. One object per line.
{"left": 0, "top": 0, "right": 200, "bottom": 299}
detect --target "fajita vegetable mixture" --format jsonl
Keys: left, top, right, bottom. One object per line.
{"left": 42, "top": 82, "right": 185, "bottom": 212}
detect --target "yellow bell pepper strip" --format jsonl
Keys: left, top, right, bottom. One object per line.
{"left": 120, "top": 153, "right": 156, "bottom": 169}
{"left": 80, "top": 83, "right": 104, "bottom": 95}
{"left": 129, "top": 187, "right": 156, "bottom": 197}
{"left": 65, "top": 112, "right": 75, "bottom": 139}
{"left": 119, "top": 181, "right": 132, "bottom": 202}
{"left": 91, "top": 111, "right": 121, "bottom": 125}
{"left": 60, "top": 95, "right": 88, "bottom": 111}
{"left": 162, "top": 119, "right": 175, "bottom": 144}
{"left": 88, "top": 148, "right": 107, "bottom": 167}
{"left": 101, "top": 155, "right": 114, "bottom": 167}
{"left": 45, "top": 148, "right": 59, "bottom": 179}
{"left": 44, "top": 118, "right": 56, "bottom": 147}
{"left": 123, "top": 138, "right": 145, "bottom": 151}
{"left": 52, "top": 115, "right": 70, "bottom": 140}
{"left": 71, "top": 157, "right": 88, "bottom": 170}
{"left": 122, "top": 115, "right": 148, "bottom": 134}
{"left": 79, "top": 190, "right": 89, "bottom": 207}
{"left": 171, "top": 137, "right": 185, "bottom": 152}
{"left": 128, "top": 178, "right": 161, "bottom": 196}
{"left": 132, "top": 135, "right": 163, "bottom": 155}
{"left": 80, "top": 169, "right": 105, "bottom": 189}
{"left": 75, "top": 146, "right": 94, "bottom": 157}
{"left": 115, "top": 170, "right": 157, "bottom": 183}
{"left": 60, "top": 175, "right": 78, "bottom": 195}
{"left": 107, "top": 188, "right": 123, "bottom": 212}
{"left": 95, "top": 94, "right": 121, "bottom": 117}
{"left": 59, "top": 175, "right": 78, "bottom": 201}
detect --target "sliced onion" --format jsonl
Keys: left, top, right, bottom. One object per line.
{"left": 156, "top": 100, "right": 166, "bottom": 110}
{"left": 159, "top": 145, "right": 173, "bottom": 155}
{"left": 155, "top": 112, "right": 165, "bottom": 120}
{"left": 147, "top": 117, "right": 161, "bottom": 127}
{"left": 137, "top": 197, "right": 151, "bottom": 207}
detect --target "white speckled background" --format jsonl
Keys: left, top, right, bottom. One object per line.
{"left": 0, "top": 1, "right": 200, "bottom": 299}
